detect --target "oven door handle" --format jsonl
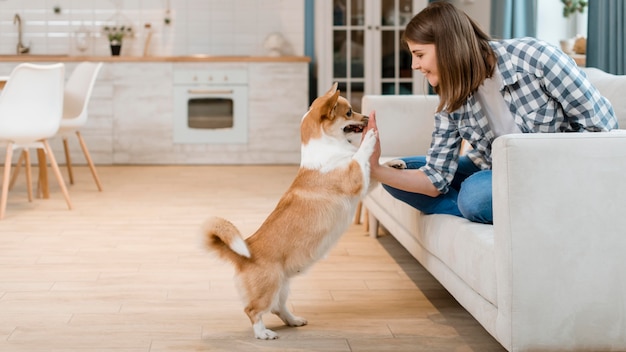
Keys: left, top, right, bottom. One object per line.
{"left": 187, "top": 89, "right": 234, "bottom": 95}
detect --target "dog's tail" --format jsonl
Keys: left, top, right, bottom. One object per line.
{"left": 202, "top": 216, "right": 252, "bottom": 265}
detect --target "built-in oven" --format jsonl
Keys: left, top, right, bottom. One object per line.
{"left": 173, "top": 68, "right": 248, "bottom": 144}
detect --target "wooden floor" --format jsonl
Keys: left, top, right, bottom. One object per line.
{"left": 0, "top": 165, "right": 505, "bottom": 351}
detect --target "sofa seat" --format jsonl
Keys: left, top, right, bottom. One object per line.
{"left": 367, "top": 182, "right": 497, "bottom": 306}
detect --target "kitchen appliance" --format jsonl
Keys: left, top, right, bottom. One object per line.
{"left": 173, "top": 68, "right": 248, "bottom": 144}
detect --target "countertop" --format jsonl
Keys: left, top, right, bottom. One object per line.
{"left": 0, "top": 55, "right": 311, "bottom": 63}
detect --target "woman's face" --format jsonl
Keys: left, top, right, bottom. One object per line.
{"left": 407, "top": 41, "right": 438, "bottom": 87}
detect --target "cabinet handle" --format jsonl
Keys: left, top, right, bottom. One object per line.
{"left": 187, "top": 89, "right": 234, "bottom": 95}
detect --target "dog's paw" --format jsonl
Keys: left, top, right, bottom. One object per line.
{"left": 254, "top": 328, "right": 279, "bottom": 340}
{"left": 356, "top": 129, "right": 377, "bottom": 158}
{"left": 363, "top": 128, "right": 377, "bottom": 145}
{"left": 384, "top": 159, "right": 406, "bottom": 169}
{"left": 285, "top": 316, "right": 308, "bottom": 327}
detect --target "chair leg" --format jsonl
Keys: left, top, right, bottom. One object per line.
{"left": 62, "top": 137, "right": 74, "bottom": 185}
{"left": 1, "top": 143, "right": 14, "bottom": 220}
{"left": 76, "top": 131, "right": 103, "bottom": 191}
{"left": 37, "top": 149, "right": 49, "bottom": 199}
{"left": 353, "top": 201, "right": 362, "bottom": 224}
{"left": 42, "top": 140, "right": 72, "bottom": 210}
{"left": 24, "top": 150, "right": 33, "bottom": 202}
{"left": 8, "top": 150, "right": 25, "bottom": 190}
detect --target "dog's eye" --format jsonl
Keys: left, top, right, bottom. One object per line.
{"left": 347, "top": 109, "right": 352, "bottom": 117}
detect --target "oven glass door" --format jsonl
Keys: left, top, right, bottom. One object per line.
{"left": 174, "top": 85, "right": 248, "bottom": 144}
{"left": 188, "top": 97, "right": 234, "bottom": 129}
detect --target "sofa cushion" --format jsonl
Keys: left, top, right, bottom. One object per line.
{"left": 368, "top": 184, "right": 497, "bottom": 306}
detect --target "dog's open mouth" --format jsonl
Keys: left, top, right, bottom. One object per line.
{"left": 343, "top": 117, "right": 368, "bottom": 134}
{"left": 343, "top": 124, "right": 365, "bottom": 134}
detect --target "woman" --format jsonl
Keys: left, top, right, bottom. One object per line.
{"left": 364, "top": 1, "right": 617, "bottom": 224}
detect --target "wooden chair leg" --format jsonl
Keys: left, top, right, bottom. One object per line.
{"left": 42, "top": 140, "right": 72, "bottom": 210}
{"left": 76, "top": 131, "right": 103, "bottom": 191}
{"left": 354, "top": 201, "right": 362, "bottom": 224}
{"left": 62, "top": 137, "right": 74, "bottom": 185}
{"left": 24, "top": 150, "right": 33, "bottom": 202}
{"left": 37, "top": 149, "right": 49, "bottom": 199}
{"left": 1, "top": 144, "right": 14, "bottom": 220}
{"left": 8, "top": 150, "right": 25, "bottom": 190}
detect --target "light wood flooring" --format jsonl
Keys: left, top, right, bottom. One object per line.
{"left": 0, "top": 165, "right": 505, "bottom": 351}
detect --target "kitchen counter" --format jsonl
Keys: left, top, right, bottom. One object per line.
{"left": 0, "top": 55, "right": 310, "bottom": 63}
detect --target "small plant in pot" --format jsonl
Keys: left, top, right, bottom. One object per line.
{"left": 561, "top": 0, "right": 588, "bottom": 18}
{"left": 102, "top": 25, "right": 132, "bottom": 55}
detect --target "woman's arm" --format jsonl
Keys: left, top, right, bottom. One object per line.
{"left": 365, "top": 111, "right": 441, "bottom": 197}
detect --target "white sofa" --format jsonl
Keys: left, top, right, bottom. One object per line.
{"left": 362, "top": 67, "right": 626, "bottom": 352}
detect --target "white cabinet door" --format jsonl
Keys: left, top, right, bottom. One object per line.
{"left": 315, "top": 0, "right": 429, "bottom": 112}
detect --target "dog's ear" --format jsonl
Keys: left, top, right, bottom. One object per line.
{"left": 321, "top": 82, "right": 341, "bottom": 121}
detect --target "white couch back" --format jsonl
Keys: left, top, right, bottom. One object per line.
{"left": 362, "top": 95, "right": 439, "bottom": 157}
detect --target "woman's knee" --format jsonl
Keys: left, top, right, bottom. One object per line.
{"left": 458, "top": 171, "right": 493, "bottom": 224}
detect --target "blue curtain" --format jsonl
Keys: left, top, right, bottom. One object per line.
{"left": 587, "top": 0, "right": 625, "bottom": 74}
{"left": 490, "top": 0, "right": 537, "bottom": 39}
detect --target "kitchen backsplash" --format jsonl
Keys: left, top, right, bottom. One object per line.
{"left": 0, "top": 0, "right": 304, "bottom": 57}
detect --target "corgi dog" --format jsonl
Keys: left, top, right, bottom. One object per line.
{"left": 202, "top": 83, "right": 378, "bottom": 339}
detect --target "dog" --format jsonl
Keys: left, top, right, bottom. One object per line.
{"left": 202, "top": 82, "right": 377, "bottom": 339}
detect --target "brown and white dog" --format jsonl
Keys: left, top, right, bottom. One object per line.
{"left": 202, "top": 83, "right": 377, "bottom": 339}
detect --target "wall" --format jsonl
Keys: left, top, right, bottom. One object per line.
{"left": 0, "top": 0, "right": 304, "bottom": 57}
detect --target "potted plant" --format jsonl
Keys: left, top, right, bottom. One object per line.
{"left": 102, "top": 25, "right": 132, "bottom": 56}
{"left": 561, "top": 0, "right": 588, "bottom": 18}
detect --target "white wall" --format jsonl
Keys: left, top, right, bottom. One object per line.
{"left": 0, "top": 0, "right": 304, "bottom": 57}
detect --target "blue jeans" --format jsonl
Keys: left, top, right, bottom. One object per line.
{"left": 382, "top": 156, "right": 493, "bottom": 224}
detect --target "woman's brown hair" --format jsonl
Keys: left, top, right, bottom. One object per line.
{"left": 403, "top": 1, "right": 495, "bottom": 113}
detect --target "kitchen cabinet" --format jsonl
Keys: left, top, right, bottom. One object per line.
{"left": 315, "top": 0, "right": 429, "bottom": 111}
{"left": 0, "top": 57, "right": 310, "bottom": 165}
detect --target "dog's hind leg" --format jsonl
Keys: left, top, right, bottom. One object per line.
{"left": 272, "top": 279, "right": 307, "bottom": 327}
{"left": 245, "top": 295, "right": 278, "bottom": 339}
{"left": 242, "top": 272, "right": 282, "bottom": 339}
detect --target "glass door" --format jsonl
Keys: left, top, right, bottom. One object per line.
{"left": 379, "top": 0, "right": 416, "bottom": 95}
{"left": 317, "top": 0, "right": 428, "bottom": 112}
{"left": 332, "top": 0, "right": 367, "bottom": 109}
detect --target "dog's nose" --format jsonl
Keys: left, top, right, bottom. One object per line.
{"left": 363, "top": 115, "right": 369, "bottom": 125}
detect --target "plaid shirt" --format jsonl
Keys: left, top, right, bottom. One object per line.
{"left": 422, "top": 37, "right": 618, "bottom": 194}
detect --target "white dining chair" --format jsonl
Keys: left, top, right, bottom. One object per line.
{"left": 58, "top": 61, "right": 104, "bottom": 191}
{"left": 0, "top": 63, "right": 72, "bottom": 219}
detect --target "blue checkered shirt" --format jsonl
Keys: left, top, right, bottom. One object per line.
{"left": 423, "top": 37, "right": 618, "bottom": 194}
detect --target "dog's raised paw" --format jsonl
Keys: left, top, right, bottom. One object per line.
{"left": 384, "top": 159, "right": 407, "bottom": 169}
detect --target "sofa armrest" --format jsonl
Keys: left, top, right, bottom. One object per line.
{"left": 492, "top": 132, "right": 626, "bottom": 350}
{"left": 362, "top": 95, "right": 439, "bottom": 157}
